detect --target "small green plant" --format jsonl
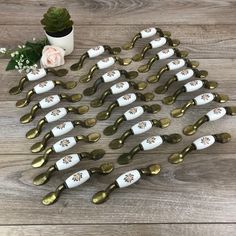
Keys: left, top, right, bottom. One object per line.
{"left": 41, "top": 7, "right": 73, "bottom": 33}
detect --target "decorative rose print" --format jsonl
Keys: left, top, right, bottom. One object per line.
{"left": 213, "top": 108, "right": 223, "bottom": 114}
{"left": 138, "top": 121, "right": 147, "bottom": 129}
{"left": 59, "top": 139, "right": 70, "bottom": 147}
{"left": 200, "top": 137, "right": 211, "bottom": 145}
{"left": 92, "top": 46, "right": 100, "bottom": 51}
{"left": 180, "top": 69, "right": 189, "bottom": 75}
{"left": 72, "top": 172, "right": 83, "bottom": 182}
{"left": 162, "top": 49, "right": 170, "bottom": 54}
{"left": 116, "top": 82, "right": 125, "bottom": 89}
{"left": 128, "top": 107, "right": 138, "bottom": 114}
{"left": 172, "top": 59, "right": 180, "bottom": 65}
{"left": 62, "top": 155, "right": 73, "bottom": 164}
{"left": 122, "top": 94, "right": 131, "bottom": 100}
{"left": 51, "top": 109, "right": 61, "bottom": 116}
{"left": 56, "top": 122, "right": 66, "bottom": 130}
{"left": 189, "top": 80, "right": 198, "bottom": 86}
{"left": 38, "top": 81, "right": 48, "bottom": 88}
{"left": 124, "top": 173, "right": 134, "bottom": 183}
{"left": 201, "top": 94, "right": 211, "bottom": 101}
{"left": 101, "top": 58, "right": 110, "bottom": 62}
{"left": 146, "top": 136, "right": 156, "bottom": 144}
{"left": 45, "top": 95, "right": 54, "bottom": 103}
{"left": 144, "top": 28, "right": 152, "bottom": 32}
{"left": 107, "top": 71, "right": 116, "bottom": 77}
{"left": 31, "top": 69, "right": 40, "bottom": 75}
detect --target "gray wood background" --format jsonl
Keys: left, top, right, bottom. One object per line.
{"left": 0, "top": 0, "right": 236, "bottom": 235}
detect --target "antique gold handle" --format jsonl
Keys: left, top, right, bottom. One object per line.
{"left": 96, "top": 92, "right": 155, "bottom": 121}
{"left": 30, "top": 118, "right": 97, "bottom": 153}
{"left": 25, "top": 105, "right": 89, "bottom": 139}
{"left": 9, "top": 68, "right": 68, "bottom": 95}
{"left": 117, "top": 133, "right": 182, "bottom": 165}
{"left": 103, "top": 104, "right": 161, "bottom": 136}
{"left": 92, "top": 164, "right": 161, "bottom": 204}
{"left": 183, "top": 107, "right": 236, "bottom": 136}
{"left": 79, "top": 56, "right": 132, "bottom": 83}
{"left": 31, "top": 132, "right": 101, "bottom": 168}
{"left": 168, "top": 133, "right": 231, "bottom": 164}
{"left": 42, "top": 163, "right": 114, "bottom": 205}
{"left": 20, "top": 93, "right": 82, "bottom": 124}
{"left": 90, "top": 81, "right": 147, "bottom": 108}
{"left": 109, "top": 118, "right": 170, "bottom": 149}
{"left": 149, "top": 58, "right": 199, "bottom": 84}
{"left": 138, "top": 48, "right": 188, "bottom": 73}
{"left": 15, "top": 80, "right": 77, "bottom": 108}
{"left": 122, "top": 26, "right": 171, "bottom": 50}
{"left": 33, "top": 149, "right": 106, "bottom": 185}
{"left": 83, "top": 70, "right": 139, "bottom": 96}
{"left": 70, "top": 45, "right": 121, "bottom": 71}
{"left": 132, "top": 36, "right": 180, "bottom": 61}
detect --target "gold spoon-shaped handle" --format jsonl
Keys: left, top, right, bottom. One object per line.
{"left": 117, "top": 133, "right": 182, "bottom": 165}
{"left": 96, "top": 92, "right": 155, "bottom": 121}
{"left": 33, "top": 149, "right": 106, "bottom": 186}
{"left": 122, "top": 26, "right": 171, "bottom": 50}
{"left": 132, "top": 36, "right": 180, "bottom": 61}
{"left": 92, "top": 164, "right": 161, "bottom": 204}
{"left": 138, "top": 48, "right": 189, "bottom": 73}
{"left": 183, "top": 106, "right": 236, "bottom": 136}
{"left": 42, "top": 162, "right": 114, "bottom": 205}
{"left": 169, "top": 133, "right": 231, "bottom": 164}
{"left": 103, "top": 104, "right": 161, "bottom": 136}
{"left": 171, "top": 92, "right": 229, "bottom": 118}
{"left": 26, "top": 105, "right": 89, "bottom": 139}
{"left": 30, "top": 118, "right": 97, "bottom": 153}
{"left": 109, "top": 118, "right": 170, "bottom": 149}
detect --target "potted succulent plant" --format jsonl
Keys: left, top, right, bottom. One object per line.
{"left": 41, "top": 7, "right": 74, "bottom": 55}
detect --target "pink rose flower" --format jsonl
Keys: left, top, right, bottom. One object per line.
{"left": 40, "top": 45, "right": 65, "bottom": 68}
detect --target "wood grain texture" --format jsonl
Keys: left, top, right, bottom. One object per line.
{"left": 0, "top": 0, "right": 236, "bottom": 235}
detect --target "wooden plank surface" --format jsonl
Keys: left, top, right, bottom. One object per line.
{"left": 0, "top": 0, "right": 235, "bottom": 235}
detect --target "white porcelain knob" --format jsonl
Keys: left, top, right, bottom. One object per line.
{"left": 51, "top": 121, "right": 74, "bottom": 137}
{"left": 149, "top": 37, "right": 167, "bottom": 48}
{"left": 140, "top": 28, "right": 157, "bottom": 38}
{"left": 167, "top": 59, "right": 185, "bottom": 71}
{"left": 55, "top": 154, "right": 80, "bottom": 171}
{"left": 39, "top": 95, "right": 61, "bottom": 109}
{"left": 87, "top": 46, "right": 105, "bottom": 58}
{"left": 27, "top": 68, "right": 47, "bottom": 81}
{"left": 140, "top": 135, "right": 163, "bottom": 150}
{"left": 34, "top": 80, "right": 55, "bottom": 94}
{"left": 157, "top": 48, "right": 174, "bottom": 60}
{"left": 117, "top": 93, "right": 137, "bottom": 106}
{"left": 45, "top": 107, "right": 67, "bottom": 123}
{"left": 65, "top": 170, "right": 90, "bottom": 189}
{"left": 194, "top": 93, "right": 214, "bottom": 105}
{"left": 53, "top": 136, "right": 77, "bottom": 153}
{"left": 184, "top": 80, "right": 203, "bottom": 92}
{"left": 116, "top": 170, "right": 141, "bottom": 188}
{"left": 123, "top": 106, "right": 144, "bottom": 121}
{"left": 176, "top": 68, "right": 194, "bottom": 81}
{"left": 193, "top": 135, "right": 215, "bottom": 150}
{"left": 102, "top": 70, "right": 121, "bottom": 83}
{"left": 97, "top": 57, "right": 115, "bottom": 69}
{"left": 131, "top": 120, "right": 152, "bottom": 135}
{"left": 110, "top": 82, "right": 129, "bottom": 95}
{"left": 206, "top": 107, "right": 226, "bottom": 121}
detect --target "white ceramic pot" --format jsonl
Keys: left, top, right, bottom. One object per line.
{"left": 45, "top": 27, "right": 74, "bottom": 55}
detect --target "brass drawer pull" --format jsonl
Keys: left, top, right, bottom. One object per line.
{"left": 168, "top": 133, "right": 231, "bottom": 164}
{"left": 92, "top": 164, "right": 161, "bottom": 204}
{"left": 25, "top": 105, "right": 89, "bottom": 139}
{"left": 9, "top": 68, "right": 68, "bottom": 95}
{"left": 103, "top": 104, "right": 161, "bottom": 136}
{"left": 33, "top": 149, "right": 105, "bottom": 186}
{"left": 149, "top": 59, "right": 200, "bottom": 84}
{"left": 132, "top": 36, "right": 180, "bottom": 61}
{"left": 96, "top": 92, "right": 155, "bottom": 121}
{"left": 42, "top": 163, "right": 114, "bottom": 205}
{"left": 20, "top": 93, "right": 82, "bottom": 124}
{"left": 117, "top": 133, "right": 182, "bottom": 165}
{"left": 122, "top": 26, "right": 171, "bottom": 50}
{"left": 171, "top": 92, "right": 229, "bottom": 118}
{"left": 83, "top": 69, "right": 139, "bottom": 96}
{"left": 79, "top": 56, "right": 132, "bottom": 83}
{"left": 15, "top": 80, "right": 77, "bottom": 108}
{"left": 90, "top": 81, "right": 147, "bottom": 108}
{"left": 162, "top": 79, "right": 218, "bottom": 105}
{"left": 30, "top": 118, "right": 97, "bottom": 153}
{"left": 31, "top": 132, "right": 101, "bottom": 168}
{"left": 138, "top": 48, "right": 188, "bottom": 73}
{"left": 70, "top": 45, "right": 121, "bottom": 70}
{"left": 109, "top": 118, "right": 170, "bottom": 149}
{"left": 183, "top": 107, "right": 236, "bottom": 136}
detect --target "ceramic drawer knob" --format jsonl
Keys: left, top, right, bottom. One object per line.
{"left": 9, "top": 68, "right": 68, "bottom": 95}
{"left": 122, "top": 26, "right": 171, "bottom": 50}
{"left": 15, "top": 79, "right": 77, "bottom": 108}
{"left": 42, "top": 163, "right": 114, "bottom": 205}
{"left": 90, "top": 81, "right": 147, "bottom": 108}
{"left": 25, "top": 105, "right": 89, "bottom": 140}
{"left": 109, "top": 118, "right": 170, "bottom": 149}
{"left": 79, "top": 56, "right": 132, "bottom": 83}
{"left": 70, "top": 45, "right": 121, "bottom": 71}
{"left": 138, "top": 48, "right": 189, "bottom": 73}
{"left": 132, "top": 36, "right": 180, "bottom": 61}
{"left": 20, "top": 93, "right": 82, "bottom": 124}
{"left": 183, "top": 106, "right": 236, "bottom": 136}
{"left": 171, "top": 92, "right": 229, "bottom": 118}
{"left": 92, "top": 164, "right": 161, "bottom": 204}
{"left": 103, "top": 104, "right": 161, "bottom": 136}
{"left": 168, "top": 133, "right": 231, "bottom": 164}
{"left": 117, "top": 133, "right": 182, "bottom": 165}
{"left": 31, "top": 132, "right": 101, "bottom": 168}
{"left": 96, "top": 92, "right": 155, "bottom": 121}
{"left": 33, "top": 149, "right": 106, "bottom": 186}
{"left": 83, "top": 69, "right": 139, "bottom": 96}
